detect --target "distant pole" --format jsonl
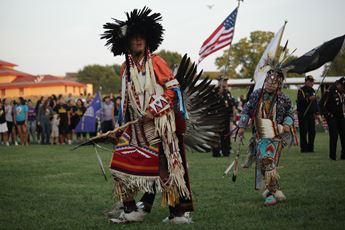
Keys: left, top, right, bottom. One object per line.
{"left": 222, "top": 0, "right": 243, "bottom": 78}
{"left": 99, "top": 86, "right": 104, "bottom": 133}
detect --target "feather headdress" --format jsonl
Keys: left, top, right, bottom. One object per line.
{"left": 101, "top": 6, "right": 164, "bottom": 56}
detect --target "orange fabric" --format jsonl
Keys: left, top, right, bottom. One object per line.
{"left": 151, "top": 55, "right": 176, "bottom": 102}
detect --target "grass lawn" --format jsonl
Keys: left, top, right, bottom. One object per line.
{"left": 1, "top": 131, "right": 344, "bottom": 230}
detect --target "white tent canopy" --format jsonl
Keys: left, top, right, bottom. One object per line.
{"left": 208, "top": 76, "right": 344, "bottom": 87}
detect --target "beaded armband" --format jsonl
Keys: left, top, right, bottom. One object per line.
{"left": 164, "top": 79, "right": 180, "bottom": 89}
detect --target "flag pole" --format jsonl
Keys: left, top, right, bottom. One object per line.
{"left": 222, "top": 0, "right": 243, "bottom": 78}
{"left": 274, "top": 20, "right": 288, "bottom": 62}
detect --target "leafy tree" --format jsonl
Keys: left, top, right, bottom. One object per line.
{"left": 322, "top": 51, "right": 345, "bottom": 76}
{"left": 156, "top": 49, "right": 183, "bottom": 70}
{"left": 215, "top": 31, "right": 296, "bottom": 79}
{"left": 203, "top": 71, "right": 221, "bottom": 79}
{"left": 77, "top": 64, "right": 121, "bottom": 94}
{"left": 77, "top": 50, "right": 184, "bottom": 95}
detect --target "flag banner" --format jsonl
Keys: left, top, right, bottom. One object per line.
{"left": 198, "top": 7, "right": 238, "bottom": 63}
{"left": 75, "top": 91, "right": 102, "bottom": 133}
{"left": 254, "top": 23, "right": 286, "bottom": 90}
{"left": 283, "top": 34, "right": 345, "bottom": 74}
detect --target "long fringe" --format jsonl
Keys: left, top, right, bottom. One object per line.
{"left": 264, "top": 168, "right": 280, "bottom": 187}
{"left": 274, "top": 190, "right": 286, "bottom": 201}
{"left": 110, "top": 169, "right": 162, "bottom": 201}
{"left": 161, "top": 186, "right": 180, "bottom": 207}
{"left": 146, "top": 54, "right": 156, "bottom": 95}
{"left": 128, "top": 85, "right": 146, "bottom": 117}
{"left": 155, "top": 111, "right": 191, "bottom": 202}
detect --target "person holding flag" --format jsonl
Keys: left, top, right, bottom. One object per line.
{"left": 74, "top": 91, "right": 102, "bottom": 135}
{"left": 240, "top": 22, "right": 288, "bottom": 168}
{"left": 237, "top": 23, "right": 297, "bottom": 206}
{"left": 283, "top": 34, "right": 345, "bottom": 158}
{"left": 320, "top": 77, "right": 345, "bottom": 160}
{"left": 297, "top": 75, "right": 317, "bottom": 153}
{"left": 238, "top": 64, "right": 296, "bottom": 206}
{"left": 72, "top": 99, "right": 87, "bottom": 143}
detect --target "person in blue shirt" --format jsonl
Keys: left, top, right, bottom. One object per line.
{"left": 14, "top": 97, "right": 28, "bottom": 145}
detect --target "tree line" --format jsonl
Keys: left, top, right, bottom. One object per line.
{"left": 77, "top": 31, "right": 345, "bottom": 94}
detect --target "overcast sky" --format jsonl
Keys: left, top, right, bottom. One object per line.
{"left": 1, "top": 0, "right": 344, "bottom": 77}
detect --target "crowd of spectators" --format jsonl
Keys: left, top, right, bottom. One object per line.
{"left": 0, "top": 93, "right": 121, "bottom": 146}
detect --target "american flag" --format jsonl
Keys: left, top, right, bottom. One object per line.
{"left": 198, "top": 7, "right": 238, "bottom": 63}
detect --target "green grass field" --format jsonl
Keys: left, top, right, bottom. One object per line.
{"left": 1, "top": 131, "right": 345, "bottom": 230}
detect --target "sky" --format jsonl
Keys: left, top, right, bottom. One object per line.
{"left": 1, "top": 0, "right": 345, "bottom": 77}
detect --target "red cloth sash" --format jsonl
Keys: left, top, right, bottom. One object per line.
{"left": 110, "top": 128, "right": 160, "bottom": 177}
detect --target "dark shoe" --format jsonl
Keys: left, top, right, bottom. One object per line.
{"left": 330, "top": 156, "right": 336, "bottom": 161}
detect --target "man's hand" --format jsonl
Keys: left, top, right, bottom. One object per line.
{"left": 283, "top": 125, "right": 290, "bottom": 133}
{"left": 140, "top": 110, "right": 154, "bottom": 123}
{"left": 238, "top": 127, "right": 245, "bottom": 137}
{"left": 309, "top": 95, "right": 316, "bottom": 101}
{"left": 145, "top": 110, "right": 154, "bottom": 119}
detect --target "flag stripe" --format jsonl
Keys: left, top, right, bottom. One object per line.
{"left": 198, "top": 7, "right": 238, "bottom": 62}
{"left": 199, "top": 33, "right": 234, "bottom": 57}
{"left": 200, "top": 24, "right": 224, "bottom": 47}
{"left": 199, "top": 29, "right": 234, "bottom": 56}
{"left": 199, "top": 29, "right": 234, "bottom": 54}
{"left": 199, "top": 28, "right": 233, "bottom": 53}
{"left": 199, "top": 41, "right": 232, "bottom": 62}
{"left": 199, "top": 38, "right": 233, "bottom": 59}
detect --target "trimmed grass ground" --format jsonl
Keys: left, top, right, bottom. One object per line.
{"left": 1, "top": 132, "right": 345, "bottom": 230}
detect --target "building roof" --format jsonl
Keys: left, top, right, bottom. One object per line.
{"left": 0, "top": 68, "right": 33, "bottom": 77}
{"left": 0, "top": 74, "right": 86, "bottom": 89}
{"left": 0, "top": 60, "right": 17, "bottom": 67}
{"left": 0, "top": 59, "right": 86, "bottom": 90}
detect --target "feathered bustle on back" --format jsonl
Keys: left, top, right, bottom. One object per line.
{"left": 176, "top": 55, "right": 230, "bottom": 152}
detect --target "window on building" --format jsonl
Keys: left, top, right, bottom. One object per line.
{"left": 19, "top": 88, "right": 24, "bottom": 96}
{"left": 65, "top": 86, "right": 67, "bottom": 93}
{"left": 1, "top": 89, "right": 5, "bottom": 97}
{"left": 73, "top": 86, "right": 76, "bottom": 93}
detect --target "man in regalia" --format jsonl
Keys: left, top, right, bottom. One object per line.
{"left": 101, "top": 7, "right": 193, "bottom": 224}
{"left": 238, "top": 67, "right": 296, "bottom": 206}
